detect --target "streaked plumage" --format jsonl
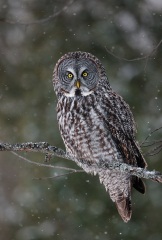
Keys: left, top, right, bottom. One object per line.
{"left": 53, "top": 51, "right": 147, "bottom": 222}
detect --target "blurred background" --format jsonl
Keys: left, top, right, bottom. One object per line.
{"left": 0, "top": 0, "right": 162, "bottom": 239}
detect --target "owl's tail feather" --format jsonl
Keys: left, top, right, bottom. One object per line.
{"left": 132, "top": 176, "right": 146, "bottom": 194}
{"left": 98, "top": 169, "right": 132, "bottom": 222}
{"left": 115, "top": 195, "right": 132, "bottom": 223}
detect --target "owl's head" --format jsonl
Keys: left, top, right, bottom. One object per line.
{"left": 53, "top": 51, "right": 110, "bottom": 98}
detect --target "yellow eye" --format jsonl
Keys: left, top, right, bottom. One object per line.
{"left": 67, "top": 72, "right": 73, "bottom": 79}
{"left": 82, "top": 71, "right": 88, "bottom": 77}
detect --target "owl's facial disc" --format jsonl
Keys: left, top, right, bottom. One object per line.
{"left": 58, "top": 58, "right": 98, "bottom": 98}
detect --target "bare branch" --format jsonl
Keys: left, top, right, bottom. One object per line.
{"left": 11, "top": 151, "right": 80, "bottom": 172}
{"left": 140, "top": 127, "right": 162, "bottom": 157}
{"left": 1, "top": 141, "right": 162, "bottom": 183}
{"left": 0, "top": 0, "right": 75, "bottom": 25}
{"left": 141, "top": 126, "right": 162, "bottom": 147}
{"left": 146, "top": 144, "right": 162, "bottom": 157}
{"left": 141, "top": 140, "right": 162, "bottom": 148}
{"left": 105, "top": 39, "right": 162, "bottom": 63}
{"left": 0, "top": 141, "right": 72, "bottom": 160}
{"left": 103, "top": 162, "right": 162, "bottom": 183}
{"left": 11, "top": 151, "right": 84, "bottom": 179}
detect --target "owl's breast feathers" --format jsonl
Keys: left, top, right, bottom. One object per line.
{"left": 57, "top": 94, "right": 123, "bottom": 166}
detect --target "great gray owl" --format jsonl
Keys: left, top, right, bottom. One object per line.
{"left": 53, "top": 51, "right": 147, "bottom": 222}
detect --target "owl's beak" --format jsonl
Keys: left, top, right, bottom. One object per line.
{"left": 75, "top": 80, "right": 81, "bottom": 88}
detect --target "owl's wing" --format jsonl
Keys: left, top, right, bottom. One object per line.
{"left": 102, "top": 91, "right": 147, "bottom": 169}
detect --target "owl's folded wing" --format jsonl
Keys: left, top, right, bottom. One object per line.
{"left": 100, "top": 91, "right": 147, "bottom": 194}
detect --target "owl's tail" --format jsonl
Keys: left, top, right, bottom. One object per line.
{"left": 99, "top": 169, "right": 132, "bottom": 222}
{"left": 115, "top": 193, "right": 131, "bottom": 223}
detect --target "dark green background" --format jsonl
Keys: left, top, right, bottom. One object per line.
{"left": 0, "top": 0, "right": 162, "bottom": 239}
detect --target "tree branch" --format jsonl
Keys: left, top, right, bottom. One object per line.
{"left": 0, "top": 141, "right": 162, "bottom": 183}
{"left": 0, "top": 141, "right": 71, "bottom": 160}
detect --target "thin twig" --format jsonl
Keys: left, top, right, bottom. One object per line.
{"left": 146, "top": 145, "right": 162, "bottom": 157}
{"left": 141, "top": 126, "right": 162, "bottom": 147}
{"left": 11, "top": 151, "right": 79, "bottom": 172}
{"left": 142, "top": 140, "right": 162, "bottom": 148}
{"left": 105, "top": 39, "right": 162, "bottom": 63}
{"left": 33, "top": 170, "right": 84, "bottom": 181}
{"left": 0, "top": 0, "right": 75, "bottom": 25}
